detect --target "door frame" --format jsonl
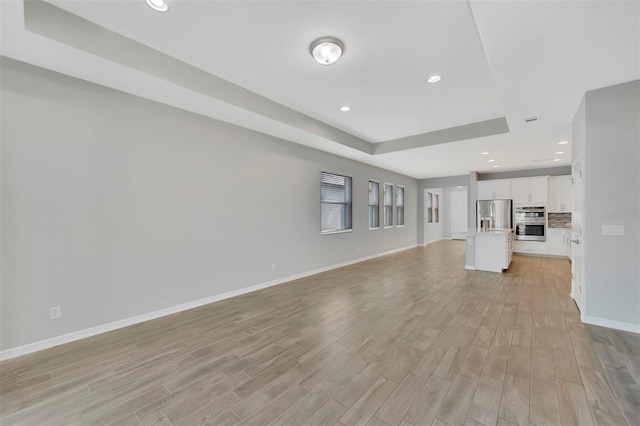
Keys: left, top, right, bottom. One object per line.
{"left": 450, "top": 188, "right": 468, "bottom": 240}
{"left": 571, "top": 153, "right": 585, "bottom": 314}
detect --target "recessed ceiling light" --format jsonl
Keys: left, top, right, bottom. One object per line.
{"left": 488, "top": 159, "right": 495, "bottom": 163}
{"left": 553, "top": 159, "right": 561, "bottom": 162}
{"left": 457, "top": 186, "right": 463, "bottom": 189}
{"left": 146, "top": 0, "right": 168, "bottom": 12}
{"left": 481, "top": 152, "right": 489, "bottom": 155}
{"left": 427, "top": 75, "right": 442, "bottom": 83}
{"left": 493, "top": 165, "right": 501, "bottom": 168}
{"left": 340, "top": 106, "right": 350, "bottom": 112}
{"left": 310, "top": 37, "right": 344, "bottom": 66}
{"left": 555, "top": 151, "right": 564, "bottom": 155}
{"left": 558, "top": 140, "right": 569, "bottom": 145}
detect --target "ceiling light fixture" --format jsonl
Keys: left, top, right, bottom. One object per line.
{"left": 488, "top": 159, "right": 495, "bottom": 163}
{"left": 555, "top": 151, "right": 564, "bottom": 155}
{"left": 553, "top": 159, "right": 561, "bottom": 162}
{"left": 310, "top": 37, "right": 344, "bottom": 66}
{"left": 558, "top": 140, "right": 569, "bottom": 145}
{"left": 493, "top": 165, "right": 501, "bottom": 168}
{"left": 340, "top": 106, "right": 350, "bottom": 112}
{"left": 146, "top": 0, "right": 168, "bottom": 12}
{"left": 427, "top": 75, "right": 442, "bottom": 83}
{"left": 481, "top": 152, "right": 489, "bottom": 155}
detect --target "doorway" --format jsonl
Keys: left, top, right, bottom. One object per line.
{"left": 450, "top": 189, "right": 468, "bottom": 240}
{"left": 571, "top": 154, "right": 584, "bottom": 312}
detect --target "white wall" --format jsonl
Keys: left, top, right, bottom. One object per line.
{"left": 0, "top": 58, "right": 418, "bottom": 352}
{"left": 573, "top": 80, "right": 640, "bottom": 331}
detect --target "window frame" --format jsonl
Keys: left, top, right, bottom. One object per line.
{"left": 368, "top": 180, "right": 381, "bottom": 230}
{"left": 396, "top": 185, "right": 405, "bottom": 227}
{"left": 426, "top": 190, "right": 439, "bottom": 224}
{"left": 320, "top": 170, "right": 353, "bottom": 235}
{"left": 383, "top": 183, "right": 394, "bottom": 228}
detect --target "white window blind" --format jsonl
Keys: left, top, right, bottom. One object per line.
{"left": 384, "top": 184, "right": 393, "bottom": 227}
{"left": 368, "top": 181, "right": 380, "bottom": 229}
{"left": 396, "top": 186, "right": 405, "bottom": 226}
{"left": 321, "top": 171, "right": 352, "bottom": 233}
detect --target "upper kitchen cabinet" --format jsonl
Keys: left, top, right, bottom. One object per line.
{"left": 511, "top": 177, "right": 548, "bottom": 204}
{"left": 548, "top": 176, "right": 572, "bottom": 212}
{"left": 477, "top": 179, "right": 511, "bottom": 200}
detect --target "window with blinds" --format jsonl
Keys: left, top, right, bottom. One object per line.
{"left": 321, "top": 171, "right": 352, "bottom": 234}
{"left": 383, "top": 183, "right": 393, "bottom": 227}
{"left": 368, "top": 180, "right": 380, "bottom": 229}
{"left": 396, "top": 185, "right": 405, "bottom": 226}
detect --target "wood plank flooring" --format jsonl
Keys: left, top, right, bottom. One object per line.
{"left": 1, "top": 240, "right": 639, "bottom": 425}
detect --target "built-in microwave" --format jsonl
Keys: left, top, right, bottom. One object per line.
{"left": 514, "top": 206, "right": 546, "bottom": 241}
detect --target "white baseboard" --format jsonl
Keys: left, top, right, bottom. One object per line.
{"left": 424, "top": 237, "right": 448, "bottom": 245}
{"left": 582, "top": 314, "right": 640, "bottom": 334}
{"left": 0, "top": 244, "right": 417, "bottom": 361}
{"left": 465, "top": 265, "right": 476, "bottom": 270}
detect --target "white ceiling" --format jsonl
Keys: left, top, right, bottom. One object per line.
{"left": 1, "top": 0, "right": 639, "bottom": 179}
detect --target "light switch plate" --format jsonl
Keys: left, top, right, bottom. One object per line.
{"left": 602, "top": 225, "right": 624, "bottom": 236}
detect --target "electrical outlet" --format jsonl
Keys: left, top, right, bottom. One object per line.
{"left": 50, "top": 306, "right": 61, "bottom": 320}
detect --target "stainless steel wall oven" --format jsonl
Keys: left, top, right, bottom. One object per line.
{"left": 514, "top": 206, "right": 546, "bottom": 241}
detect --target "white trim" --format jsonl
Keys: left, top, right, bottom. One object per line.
{"left": 582, "top": 315, "right": 640, "bottom": 334}
{"left": 425, "top": 237, "right": 448, "bottom": 245}
{"left": 321, "top": 229, "right": 353, "bottom": 235}
{"left": 465, "top": 265, "right": 476, "bottom": 270}
{"left": 0, "top": 244, "right": 418, "bottom": 361}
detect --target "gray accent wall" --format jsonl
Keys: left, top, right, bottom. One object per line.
{"left": 574, "top": 80, "right": 640, "bottom": 328}
{"left": 0, "top": 58, "right": 418, "bottom": 351}
{"left": 477, "top": 166, "right": 572, "bottom": 180}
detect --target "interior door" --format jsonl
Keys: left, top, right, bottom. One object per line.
{"left": 571, "top": 156, "right": 584, "bottom": 312}
{"left": 450, "top": 189, "right": 468, "bottom": 240}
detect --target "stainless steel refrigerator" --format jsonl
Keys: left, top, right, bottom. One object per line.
{"left": 476, "top": 199, "right": 513, "bottom": 230}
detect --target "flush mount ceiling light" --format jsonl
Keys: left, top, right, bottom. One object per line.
{"left": 555, "top": 151, "right": 564, "bottom": 155}
{"left": 340, "top": 106, "right": 351, "bottom": 112}
{"left": 146, "top": 0, "right": 168, "bottom": 12}
{"left": 310, "top": 37, "right": 344, "bottom": 66}
{"left": 558, "top": 140, "right": 569, "bottom": 145}
{"left": 481, "top": 152, "right": 489, "bottom": 155}
{"left": 427, "top": 75, "right": 442, "bottom": 83}
{"left": 493, "top": 165, "right": 501, "bottom": 168}
{"left": 553, "top": 159, "right": 561, "bottom": 162}
{"left": 488, "top": 159, "right": 496, "bottom": 163}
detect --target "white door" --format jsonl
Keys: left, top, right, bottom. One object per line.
{"left": 450, "top": 190, "right": 468, "bottom": 240}
{"left": 571, "top": 156, "right": 584, "bottom": 312}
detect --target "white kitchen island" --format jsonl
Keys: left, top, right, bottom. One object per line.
{"left": 465, "top": 228, "right": 514, "bottom": 273}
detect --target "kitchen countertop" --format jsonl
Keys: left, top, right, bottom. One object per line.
{"left": 466, "top": 228, "right": 514, "bottom": 235}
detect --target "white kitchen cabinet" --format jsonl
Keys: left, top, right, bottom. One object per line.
{"left": 477, "top": 179, "right": 511, "bottom": 200}
{"left": 547, "top": 229, "right": 567, "bottom": 256}
{"left": 548, "top": 176, "right": 572, "bottom": 212}
{"left": 511, "top": 177, "right": 548, "bottom": 204}
{"left": 472, "top": 230, "right": 513, "bottom": 272}
{"left": 513, "top": 240, "right": 547, "bottom": 255}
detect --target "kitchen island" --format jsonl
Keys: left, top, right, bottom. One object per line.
{"left": 465, "top": 228, "right": 514, "bottom": 273}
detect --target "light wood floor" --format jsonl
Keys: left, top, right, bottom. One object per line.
{"left": 1, "top": 241, "right": 639, "bottom": 426}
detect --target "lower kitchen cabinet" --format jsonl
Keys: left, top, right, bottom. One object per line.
{"left": 547, "top": 229, "right": 566, "bottom": 256}
{"left": 513, "top": 240, "right": 547, "bottom": 255}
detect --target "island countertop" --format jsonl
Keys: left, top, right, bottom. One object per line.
{"left": 465, "top": 228, "right": 514, "bottom": 235}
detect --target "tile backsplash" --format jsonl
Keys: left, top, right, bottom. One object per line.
{"left": 548, "top": 212, "right": 572, "bottom": 228}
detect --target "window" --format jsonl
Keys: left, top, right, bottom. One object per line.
{"left": 427, "top": 191, "right": 439, "bottom": 224}
{"left": 321, "top": 171, "right": 352, "bottom": 233}
{"left": 396, "top": 185, "right": 405, "bottom": 226}
{"left": 384, "top": 183, "right": 393, "bottom": 227}
{"left": 368, "top": 180, "right": 380, "bottom": 229}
